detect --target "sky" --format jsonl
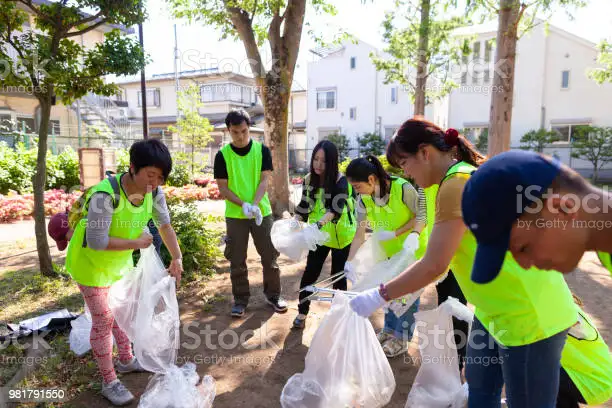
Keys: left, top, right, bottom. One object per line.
{"left": 133, "top": 0, "right": 612, "bottom": 89}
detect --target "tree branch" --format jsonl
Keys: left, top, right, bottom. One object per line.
{"left": 14, "top": 0, "right": 53, "bottom": 26}
{"left": 223, "top": 2, "right": 264, "bottom": 79}
{"left": 65, "top": 19, "right": 107, "bottom": 38}
{"left": 4, "top": 28, "right": 40, "bottom": 89}
{"left": 268, "top": 9, "right": 282, "bottom": 57}
{"left": 281, "top": 0, "right": 306, "bottom": 75}
{"left": 250, "top": 0, "right": 259, "bottom": 21}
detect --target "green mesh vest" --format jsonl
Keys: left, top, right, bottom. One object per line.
{"left": 306, "top": 176, "right": 357, "bottom": 249}
{"left": 362, "top": 177, "right": 415, "bottom": 258}
{"left": 221, "top": 141, "right": 272, "bottom": 219}
{"left": 442, "top": 161, "right": 576, "bottom": 346}
{"left": 65, "top": 174, "right": 153, "bottom": 287}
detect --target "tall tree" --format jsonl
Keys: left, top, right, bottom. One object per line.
{"left": 589, "top": 40, "right": 612, "bottom": 84}
{"left": 168, "top": 0, "right": 336, "bottom": 216}
{"left": 372, "top": 0, "right": 471, "bottom": 116}
{"left": 168, "top": 85, "right": 214, "bottom": 177}
{"left": 0, "top": 1, "right": 146, "bottom": 276}
{"left": 571, "top": 126, "right": 612, "bottom": 184}
{"left": 481, "top": 0, "right": 585, "bottom": 156}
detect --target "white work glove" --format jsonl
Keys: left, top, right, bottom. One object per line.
{"left": 402, "top": 231, "right": 420, "bottom": 254}
{"left": 349, "top": 287, "right": 388, "bottom": 317}
{"left": 251, "top": 205, "right": 263, "bottom": 226}
{"left": 375, "top": 230, "right": 396, "bottom": 242}
{"left": 344, "top": 261, "right": 357, "bottom": 284}
{"left": 242, "top": 202, "right": 254, "bottom": 218}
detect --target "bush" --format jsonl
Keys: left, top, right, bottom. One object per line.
{"left": 115, "top": 148, "right": 130, "bottom": 173}
{"left": 326, "top": 133, "right": 350, "bottom": 160}
{"left": 166, "top": 162, "right": 191, "bottom": 187}
{"left": 0, "top": 142, "right": 37, "bottom": 194}
{"left": 358, "top": 132, "right": 385, "bottom": 156}
{"left": 162, "top": 201, "right": 221, "bottom": 280}
{"left": 46, "top": 147, "right": 80, "bottom": 190}
{"left": 338, "top": 155, "right": 403, "bottom": 178}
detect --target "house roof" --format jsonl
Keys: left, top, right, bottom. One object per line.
{"left": 115, "top": 69, "right": 256, "bottom": 85}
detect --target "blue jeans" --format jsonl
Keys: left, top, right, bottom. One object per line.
{"left": 466, "top": 317, "right": 569, "bottom": 408}
{"left": 383, "top": 299, "right": 420, "bottom": 341}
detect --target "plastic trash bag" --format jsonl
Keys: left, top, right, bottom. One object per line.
{"left": 109, "top": 245, "right": 179, "bottom": 373}
{"left": 348, "top": 236, "right": 387, "bottom": 285}
{"left": 281, "top": 293, "right": 396, "bottom": 408}
{"left": 139, "top": 363, "right": 216, "bottom": 408}
{"left": 406, "top": 297, "right": 474, "bottom": 408}
{"left": 271, "top": 219, "right": 329, "bottom": 262}
{"left": 69, "top": 309, "right": 92, "bottom": 356}
{"left": 351, "top": 246, "right": 415, "bottom": 292}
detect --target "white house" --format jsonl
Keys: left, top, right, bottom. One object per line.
{"left": 306, "top": 40, "right": 434, "bottom": 157}
{"left": 440, "top": 20, "right": 612, "bottom": 176}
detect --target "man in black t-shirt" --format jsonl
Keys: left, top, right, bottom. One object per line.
{"left": 214, "top": 109, "right": 286, "bottom": 318}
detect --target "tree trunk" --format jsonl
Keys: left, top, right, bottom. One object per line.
{"left": 191, "top": 141, "right": 195, "bottom": 178}
{"left": 35, "top": 99, "right": 55, "bottom": 276}
{"left": 414, "top": 0, "right": 431, "bottom": 117}
{"left": 488, "top": 0, "right": 520, "bottom": 157}
{"left": 262, "top": 76, "right": 291, "bottom": 218}
{"left": 593, "top": 164, "right": 599, "bottom": 184}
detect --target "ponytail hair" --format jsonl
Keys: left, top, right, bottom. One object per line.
{"left": 387, "top": 118, "right": 486, "bottom": 168}
{"left": 346, "top": 155, "right": 391, "bottom": 198}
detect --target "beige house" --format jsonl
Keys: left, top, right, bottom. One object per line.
{"left": 0, "top": 0, "right": 136, "bottom": 152}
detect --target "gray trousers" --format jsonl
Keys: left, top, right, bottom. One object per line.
{"left": 224, "top": 215, "right": 281, "bottom": 305}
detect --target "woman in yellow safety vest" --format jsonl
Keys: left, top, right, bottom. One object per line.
{"left": 349, "top": 118, "right": 578, "bottom": 408}
{"left": 292, "top": 140, "right": 357, "bottom": 329}
{"left": 343, "top": 155, "right": 427, "bottom": 358}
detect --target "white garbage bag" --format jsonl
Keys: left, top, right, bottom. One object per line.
{"left": 281, "top": 293, "right": 396, "bottom": 408}
{"left": 69, "top": 309, "right": 92, "bottom": 356}
{"left": 271, "top": 219, "right": 329, "bottom": 262}
{"left": 351, "top": 246, "right": 414, "bottom": 292}
{"left": 109, "top": 246, "right": 216, "bottom": 407}
{"left": 406, "top": 297, "right": 474, "bottom": 408}
{"left": 139, "top": 363, "right": 216, "bottom": 408}
{"left": 348, "top": 235, "right": 387, "bottom": 285}
{"left": 109, "top": 245, "right": 179, "bottom": 373}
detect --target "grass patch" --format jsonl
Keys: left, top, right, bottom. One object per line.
{"left": 0, "top": 265, "right": 83, "bottom": 324}
{"left": 202, "top": 293, "right": 225, "bottom": 312}
{"left": 0, "top": 343, "right": 26, "bottom": 386}
{"left": 17, "top": 336, "right": 101, "bottom": 406}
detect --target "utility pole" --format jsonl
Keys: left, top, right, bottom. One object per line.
{"left": 138, "top": 11, "right": 148, "bottom": 139}
{"left": 174, "top": 24, "right": 180, "bottom": 119}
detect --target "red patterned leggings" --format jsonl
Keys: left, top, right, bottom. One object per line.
{"left": 78, "top": 284, "right": 134, "bottom": 384}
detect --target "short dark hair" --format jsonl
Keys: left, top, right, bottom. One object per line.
{"left": 225, "top": 109, "right": 251, "bottom": 128}
{"left": 129, "top": 139, "right": 173, "bottom": 180}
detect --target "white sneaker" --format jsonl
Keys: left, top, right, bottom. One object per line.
{"left": 116, "top": 357, "right": 146, "bottom": 373}
{"left": 101, "top": 379, "right": 134, "bottom": 406}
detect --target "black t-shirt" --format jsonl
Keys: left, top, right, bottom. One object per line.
{"left": 213, "top": 140, "right": 273, "bottom": 179}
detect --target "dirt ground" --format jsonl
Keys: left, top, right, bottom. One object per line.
{"left": 2, "top": 209, "right": 612, "bottom": 408}
{"left": 68, "top": 244, "right": 612, "bottom": 408}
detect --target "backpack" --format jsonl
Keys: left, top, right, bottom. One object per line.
{"left": 67, "top": 172, "right": 121, "bottom": 231}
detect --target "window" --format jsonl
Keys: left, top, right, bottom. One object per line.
{"left": 473, "top": 41, "right": 481, "bottom": 60}
{"left": 137, "top": 88, "right": 160, "bottom": 107}
{"left": 350, "top": 57, "right": 356, "bottom": 69}
{"left": 464, "top": 127, "right": 487, "bottom": 144}
{"left": 318, "top": 128, "right": 340, "bottom": 141}
{"left": 49, "top": 120, "right": 60, "bottom": 135}
{"left": 349, "top": 107, "right": 357, "bottom": 120}
{"left": 472, "top": 68, "right": 481, "bottom": 85}
{"left": 16, "top": 116, "right": 36, "bottom": 133}
{"left": 316, "top": 89, "right": 336, "bottom": 110}
{"left": 0, "top": 113, "right": 12, "bottom": 132}
{"left": 384, "top": 126, "right": 399, "bottom": 142}
{"left": 561, "top": 70, "right": 570, "bottom": 89}
{"left": 551, "top": 124, "right": 590, "bottom": 143}
{"left": 484, "top": 40, "right": 493, "bottom": 63}
{"left": 390, "top": 87, "right": 398, "bottom": 104}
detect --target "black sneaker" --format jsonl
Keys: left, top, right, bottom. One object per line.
{"left": 265, "top": 296, "right": 288, "bottom": 313}
{"left": 231, "top": 304, "right": 246, "bottom": 318}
